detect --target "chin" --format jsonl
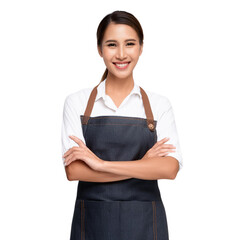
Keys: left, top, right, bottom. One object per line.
{"left": 113, "top": 73, "right": 132, "bottom": 79}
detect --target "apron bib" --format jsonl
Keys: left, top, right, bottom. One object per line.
{"left": 70, "top": 84, "right": 169, "bottom": 240}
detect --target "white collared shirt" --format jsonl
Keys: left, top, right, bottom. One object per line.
{"left": 61, "top": 79, "right": 183, "bottom": 170}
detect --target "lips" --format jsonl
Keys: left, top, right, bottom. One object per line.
{"left": 113, "top": 61, "right": 130, "bottom": 64}
{"left": 113, "top": 61, "right": 131, "bottom": 69}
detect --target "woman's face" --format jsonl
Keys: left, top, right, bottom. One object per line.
{"left": 98, "top": 23, "right": 143, "bottom": 80}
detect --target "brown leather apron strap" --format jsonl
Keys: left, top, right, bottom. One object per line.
{"left": 139, "top": 87, "right": 155, "bottom": 131}
{"left": 81, "top": 84, "right": 99, "bottom": 125}
{"left": 82, "top": 83, "right": 155, "bottom": 132}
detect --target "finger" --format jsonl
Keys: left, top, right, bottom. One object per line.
{"left": 63, "top": 148, "right": 73, "bottom": 158}
{"left": 64, "top": 155, "right": 72, "bottom": 166}
{"left": 159, "top": 152, "right": 170, "bottom": 157}
{"left": 65, "top": 158, "right": 74, "bottom": 166}
{"left": 158, "top": 151, "right": 175, "bottom": 157}
{"left": 64, "top": 152, "right": 78, "bottom": 166}
{"left": 158, "top": 152, "right": 168, "bottom": 157}
{"left": 148, "top": 148, "right": 175, "bottom": 157}
{"left": 63, "top": 146, "right": 79, "bottom": 158}
{"left": 156, "top": 144, "right": 176, "bottom": 149}
{"left": 69, "top": 135, "right": 84, "bottom": 146}
{"left": 158, "top": 148, "right": 176, "bottom": 153}
{"left": 162, "top": 144, "right": 176, "bottom": 148}
{"left": 151, "top": 137, "right": 169, "bottom": 149}
{"left": 156, "top": 137, "right": 170, "bottom": 145}
{"left": 160, "top": 137, "right": 170, "bottom": 142}
{"left": 65, "top": 149, "right": 86, "bottom": 166}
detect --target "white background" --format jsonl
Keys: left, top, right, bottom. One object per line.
{"left": 0, "top": 1, "right": 239, "bottom": 239}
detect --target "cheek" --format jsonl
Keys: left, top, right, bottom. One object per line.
{"left": 127, "top": 48, "right": 140, "bottom": 59}
{"left": 103, "top": 58, "right": 114, "bottom": 68}
{"left": 102, "top": 49, "right": 116, "bottom": 60}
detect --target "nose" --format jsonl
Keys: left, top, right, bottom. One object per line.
{"left": 116, "top": 45, "right": 127, "bottom": 60}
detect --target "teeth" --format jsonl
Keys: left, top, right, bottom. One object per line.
{"left": 115, "top": 63, "right": 128, "bottom": 67}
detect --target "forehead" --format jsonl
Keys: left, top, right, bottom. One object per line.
{"left": 103, "top": 23, "right": 138, "bottom": 41}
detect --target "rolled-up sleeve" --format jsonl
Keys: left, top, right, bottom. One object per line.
{"left": 156, "top": 97, "right": 183, "bottom": 171}
{"left": 61, "top": 94, "right": 86, "bottom": 165}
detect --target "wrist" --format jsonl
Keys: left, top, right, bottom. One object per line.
{"left": 98, "top": 159, "right": 110, "bottom": 172}
{"left": 95, "top": 158, "right": 105, "bottom": 172}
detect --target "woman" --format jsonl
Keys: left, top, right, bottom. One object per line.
{"left": 62, "top": 10, "right": 183, "bottom": 240}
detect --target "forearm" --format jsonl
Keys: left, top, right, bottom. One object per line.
{"left": 65, "top": 160, "right": 132, "bottom": 182}
{"left": 100, "top": 156, "right": 179, "bottom": 180}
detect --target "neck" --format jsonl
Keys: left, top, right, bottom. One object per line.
{"left": 105, "top": 73, "right": 134, "bottom": 96}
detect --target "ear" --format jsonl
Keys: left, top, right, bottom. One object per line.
{"left": 97, "top": 45, "right": 103, "bottom": 57}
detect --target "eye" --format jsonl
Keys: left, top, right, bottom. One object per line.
{"left": 126, "top": 42, "right": 135, "bottom": 46}
{"left": 107, "top": 43, "right": 116, "bottom": 47}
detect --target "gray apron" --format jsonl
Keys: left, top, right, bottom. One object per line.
{"left": 70, "top": 84, "right": 169, "bottom": 240}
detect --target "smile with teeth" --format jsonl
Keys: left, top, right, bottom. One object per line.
{"left": 113, "top": 62, "right": 130, "bottom": 69}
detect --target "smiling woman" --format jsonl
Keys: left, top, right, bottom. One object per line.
{"left": 96, "top": 11, "right": 144, "bottom": 83}
{"left": 97, "top": 22, "right": 143, "bottom": 81}
{"left": 61, "top": 10, "right": 183, "bottom": 240}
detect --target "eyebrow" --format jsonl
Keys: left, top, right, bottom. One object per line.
{"left": 105, "top": 39, "right": 137, "bottom": 43}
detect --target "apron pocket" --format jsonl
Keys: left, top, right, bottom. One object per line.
{"left": 120, "top": 200, "right": 154, "bottom": 240}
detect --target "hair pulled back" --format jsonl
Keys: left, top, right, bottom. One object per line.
{"left": 96, "top": 10, "right": 144, "bottom": 83}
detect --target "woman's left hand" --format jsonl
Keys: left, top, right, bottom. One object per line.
{"left": 63, "top": 135, "right": 105, "bottom": 171}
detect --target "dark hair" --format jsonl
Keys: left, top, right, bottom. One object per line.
{"left": 96, "top": 10, "right": 144, "bottom": 83}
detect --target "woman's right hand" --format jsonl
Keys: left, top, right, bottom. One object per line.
{"left": 142, "top": 137, "right": 176, "bottom": 159}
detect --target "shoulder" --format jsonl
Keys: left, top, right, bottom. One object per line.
{"left": 63, "top": 87, "right": 93, "bottom": 111}
{"left": 144, "top": 88, "right": 172, "bottom": 112}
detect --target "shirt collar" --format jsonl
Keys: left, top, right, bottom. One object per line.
{"left": 95, "top": 79, "right": 142, "bottom": 102}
